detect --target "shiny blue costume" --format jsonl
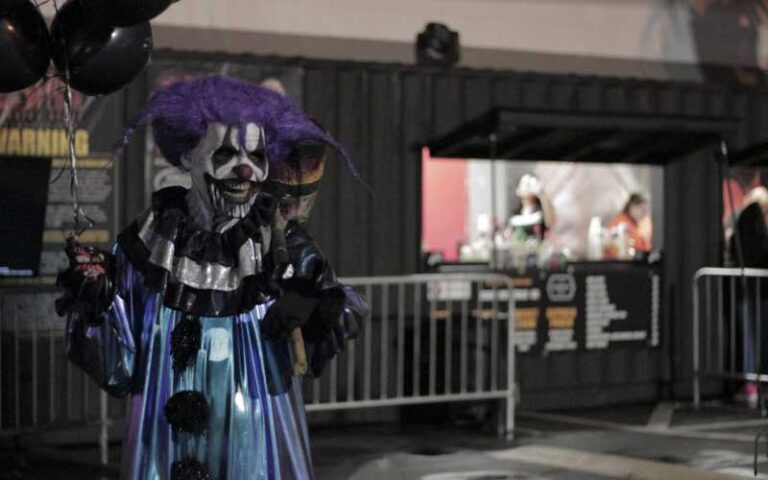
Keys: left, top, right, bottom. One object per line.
{"left": 67, "top": 248, "right": 313, "bottom": 479}
{"left": 63, "top": 191, "right": 364, "bottom": 480}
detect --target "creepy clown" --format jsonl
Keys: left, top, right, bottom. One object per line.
{"left": 55, "top": 76, "right": 367, "bottom": 480}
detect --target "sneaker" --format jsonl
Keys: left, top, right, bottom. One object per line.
{"left": 734, "top": 383, "right": 759, "bottom": 409}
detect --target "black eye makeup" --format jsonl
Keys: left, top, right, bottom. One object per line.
{"left": 212, "top": 145, "right": 238, "bottom": 167}
{"left": 246, "top": 127, "right": 266, "bottom": 165}
{"left": 247, "top": 148, "right": 266, "bottom": 165}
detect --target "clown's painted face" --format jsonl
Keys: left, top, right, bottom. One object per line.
{"left": 181, "top": 122, "right": 268, "bottom": 221}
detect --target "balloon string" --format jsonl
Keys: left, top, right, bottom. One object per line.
{"left": 48, "top": 84, "right": 72, "bottom": 185}
{"left": 53, "top": 0, "right": 93, "bottom": 238}
{"left": 63, "top": 81, "right": 91, "bottom": 237}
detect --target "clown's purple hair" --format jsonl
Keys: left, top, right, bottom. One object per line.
{"left": 116, "top": 75, "right": 356, "bottom": 175}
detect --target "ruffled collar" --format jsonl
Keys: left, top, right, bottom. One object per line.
{"left": 146, "top": 187, "right": 276, "bottom": 264}
{"left": 117, "top": 187, "right": 277, "bottom": 316}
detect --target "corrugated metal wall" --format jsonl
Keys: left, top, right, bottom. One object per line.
{"left": 298, "top": 62, "right": 768, "bottom": 408}
{"left": 135, "top": 52, "right": 768, "bottom": 408}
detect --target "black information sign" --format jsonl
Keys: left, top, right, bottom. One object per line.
{"left": 0, "top": 156, "right": 51, "bottom": 277}
{"left": 486, "top": 263, "right": 660, "bottom": 354}
{"left": 0, "top": 80, "right": 124, "bottom": 286}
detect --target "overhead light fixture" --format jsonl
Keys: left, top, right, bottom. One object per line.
{"left": 416, "top": 22, "right": 460, "bottom": 67}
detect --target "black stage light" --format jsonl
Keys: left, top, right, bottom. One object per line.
{"left": 416, "top": 22, "right": 460, "bottom": 67}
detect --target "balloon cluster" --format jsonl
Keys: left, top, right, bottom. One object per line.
{"left": 0, "top": 0, "right": 173, "bottom": 95}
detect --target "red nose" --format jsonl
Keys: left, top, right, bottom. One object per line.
{"left": 233, "top": 164, "right": 253, "bottom": 180}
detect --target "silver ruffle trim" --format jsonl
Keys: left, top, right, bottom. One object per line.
{"left": 137, "top": 211, "right": 263, "bottom": 292}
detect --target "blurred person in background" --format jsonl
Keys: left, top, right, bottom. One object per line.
{"left": 508, "top": 173, "right": 556, "bottom": 242}
{"left": 723, "top": 169, "right": 765, "bottom": 249}
{"left": 728, "top": 186, "right": 768, "bottom": 407}
{"left": 607, "top": 193, "right": 652, "bottom": 256}
{"left": 729, "top": 186, "right": 768, "bottom": 268}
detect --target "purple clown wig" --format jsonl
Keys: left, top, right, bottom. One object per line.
{"left": 117, "top": 75, "right": 354, "bottom": 173}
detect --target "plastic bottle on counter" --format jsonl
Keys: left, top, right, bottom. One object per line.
{"left": 459, "top": 244, "right": 473, "bottom": 262}
{"left": 475, "top": 235, "right": 492, "bottom": 262}
{"left": 493, "top": 231, "right": 509, "bottom": 269}
{"left": 587, "top": 216, "right": 603, "bottom": 261}
{"left": 616, "top": 223, "right": 630, "bottom": 260}
{"left": 525, "top": 239, "right": 539, "bottom": 271}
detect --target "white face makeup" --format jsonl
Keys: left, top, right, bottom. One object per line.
{"left": 182, "top": 122, "right": 268, "bottom": 221}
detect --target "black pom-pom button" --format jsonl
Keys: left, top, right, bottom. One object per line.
{"left": 171, "top": 457, "right": 211, "bottom": 480}
{"left": 171, "top": 316, "right": 202, "bottom": 371}
{"left": 164, "top": 391, "right": 209, "bottom": 435}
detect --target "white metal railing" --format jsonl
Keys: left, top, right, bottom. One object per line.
{"left": 693, "top": 267, "right": 768, "bottom": 409}
{"left": 305, "top": 273, "right": 516, "bottom": 437}
{"left": 0, "top": 272, "right": 516, "bottom": 457}
{"left": 0, "top": 290, "right": 116, "bottom": 463}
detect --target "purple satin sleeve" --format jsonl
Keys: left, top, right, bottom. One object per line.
{"left": 65, "top": 247, "right": 144, "bottom": 397}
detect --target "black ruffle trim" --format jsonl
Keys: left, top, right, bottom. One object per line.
{"left": 145, "top": 186, "right": 276, "bottom": 266}
{"left": 171, "top": 316, "right": 201, "bottom": 371}
{"left": 117, "top": 186, "right": 277, "bottom": 317}
{"left": 171, "top": 458, "right": 211, "bottom": 480}
{"left": 164, "top": 391, "right": 210, "bottom": 435}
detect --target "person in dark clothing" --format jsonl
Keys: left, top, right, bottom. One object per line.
{"left": 728, "top": 187, "right": 768, "bottom": 406}
{"left": 729, "top": 187, "right": 768, "bottom": 268}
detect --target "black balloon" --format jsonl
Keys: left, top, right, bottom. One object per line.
{"left": 99, "top": 0, "right": 173, "bottom": 28}
{"left": 51, "top": 0, "right": 153, "bottom": 96}
{"left": 0, "top": 0, "right": 51, "bottom": 93}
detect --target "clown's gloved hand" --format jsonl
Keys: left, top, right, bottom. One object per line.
{"left": 55, "top": 238, "right": 115, "bottom": 321}
{"left": 262, "top": 262, "right": 294, "bottom": 298}
{"left": 261, "top": 279, "right": 320, "bottom": 341}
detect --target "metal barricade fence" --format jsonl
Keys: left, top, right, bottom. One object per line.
{"left": 305, "top": 273, "right": 516, "bottom": 437}
{"left": 0, "top": 272, "right": 516, "bottom": 457}
{"left": 0, "top": 290, "right": 118, "bottom": 463}
{"left": 693, "top": 267, "right": 768, "bottom": 409}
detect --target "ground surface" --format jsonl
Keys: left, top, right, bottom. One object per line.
{"left": 4, "top": 403, "right": 768, "bottom": 479}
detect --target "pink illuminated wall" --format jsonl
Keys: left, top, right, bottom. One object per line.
{"left": 421, "top": 148, "right": 468, "bottom": 261}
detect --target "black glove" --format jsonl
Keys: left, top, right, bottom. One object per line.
{"left": 261, "top": 284, "right": 320, "bottom": 341}
{"left": 300, "top": 288, "right": 346, "bottom": 343}
{"left": 263, "top": 262, "right": 294, "bottom": 298}
{"left": 307, "top": 286, "right": 368, "bottom": 377}
{"left": 55, "top": 238, "right": 114, "bottom": 320}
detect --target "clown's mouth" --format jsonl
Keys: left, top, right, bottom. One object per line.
{"left": 204, "top": 174, "right": 260, "bottom": 217}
